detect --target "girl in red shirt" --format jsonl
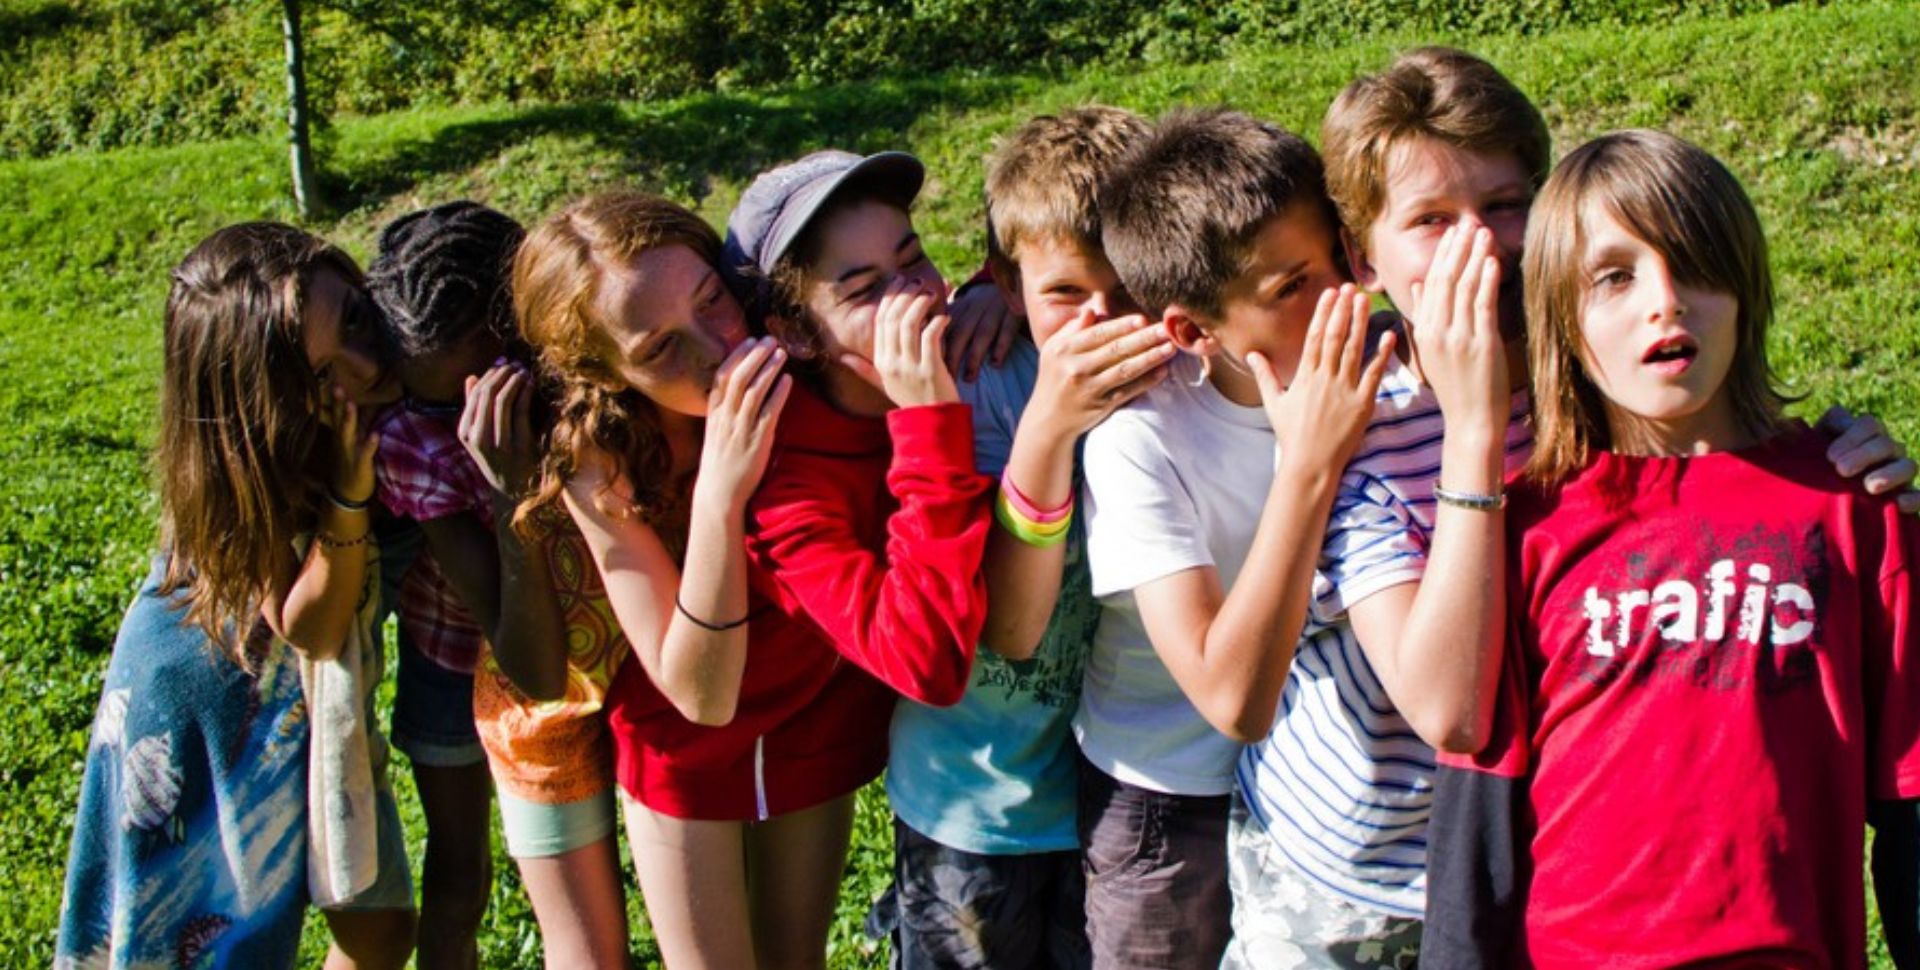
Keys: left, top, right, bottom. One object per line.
{"left": 1423, "top": 129, "right": 1920, "bottom": 968}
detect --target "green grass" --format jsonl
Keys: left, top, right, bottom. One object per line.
{"left": 3, "top": 1, "right": 1917, "bottom": 965}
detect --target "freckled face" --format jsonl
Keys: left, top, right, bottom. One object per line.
{"left": 799, "top": 200, "right": 946, "bottom": 363}
{"left": 595, "top": 244, "right": 750, "bottom": 418}
{"left": 302, "top": 268, "right": 401, "bottom": 407}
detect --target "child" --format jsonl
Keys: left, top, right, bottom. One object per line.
{"left": 1074, "top": 108, "right": 1397, "bottom": 969}
{"left": 1262, "top": 48, "right": 1920, "bottom": 967}
{"left": 1423, "top": 128, "right": 1920, "bottom": 968}
{"left": 57, "top": 223, "right": 415, "bottom": 970}
{"left": 365, "top": 201, "right": 632, "bottom": 969}
{"left": 877, "top": 106, "right": 1173, "bottom": 969}
{"left": 515, "top": 190, "right": 887, "bottom": 970}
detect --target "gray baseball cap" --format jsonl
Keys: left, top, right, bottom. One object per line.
{"left": 723, "top": 150, "right": 925, "bottom": 278}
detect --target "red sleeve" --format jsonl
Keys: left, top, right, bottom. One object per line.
{"left": 1869, "top": 504, "right": 1920, "bottom": 800}
{"left": 747, "top": 403, "right": 992, "bottom": 707}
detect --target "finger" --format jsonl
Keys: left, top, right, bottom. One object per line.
{"left": 1827, "top": 412, "right": 1885, "bottom": 463}
{"left": 1343, "top": 286, "right": 1373, "bottom": 379}
{"left": 493, "top": 369, "right": 523, "bottom": 453}
{"left": 1246, "top": 350, "right": 1282, "bottom": 404}
{"left": 1322, "top": 285, "right": 1357, "bottom": 377}
{"left": 760, "top": 373, "right": 794, "bottom": 425}
{"left": 1863, "top": 457, "right": 1918, "bottom": 496}
{"left": 1095, "top": 340, "right": 1178, "bottom": 393}
{"left": 922, "top": 313, "right": 954, "bottom": 377}
{"left": 1453, "top": 228, "right": 1492, "bottom": 335}
{"left": 1816, "top": 404, "right": 1856, "bottom": 435}
{"left": 1359, "top": 330, "right": 1397, "bottom": 397}
{"left": 737, "top": 346, "right": 788, "bottom": 424}
{"left": 1102, "top": 322, "right": 1175, "bottom": 374}
{"left": 1301, "top": 287, "right": 1338, "bottom": 375}
{"left": 458, "top": 374, "right": 481, "bottom": 443}
{"left": 940, "top": 300, "right": 976, "bottom": 375}
{"left": 730, "top": 338, "right": 780, "bottom": 412}
{"left": 1100, "top": 364, "right": 1170, "bottom": 411}
{"left": 357, "top": 430, "right": 382, "bottom": 469}
{"left": 1421, "top": 225, "right": 1460, "bottom": 323}
{"left": 510, "top": 368, "right": 534, "bottom": 447}
{"left": 340, "top": 398, "right": 359, "bottom": 448}
{"left": 1473, "top": 255, "right": 1501, "bottom": 342}
{"left": 1078, "top": 313, "right": 1155, "bottom": 357}
{"left": 1833, "top": 432, "right": 1898, "bottom": 478}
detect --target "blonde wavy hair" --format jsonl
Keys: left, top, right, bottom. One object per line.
{"left": 513, "top": 191, "right": 726, "bottom": 523}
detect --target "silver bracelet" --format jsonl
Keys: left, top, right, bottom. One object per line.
{"left": 1433, "top": 483, "right": 1506, "bottom": 511}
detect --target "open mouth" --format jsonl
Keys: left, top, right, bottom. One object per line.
{"left": 1642, "top": 335, "right": 1698, "bottom": 373}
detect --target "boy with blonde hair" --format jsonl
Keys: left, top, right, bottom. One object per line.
{"left": 878, "top": 104, "right": 1172, "bottom": 969}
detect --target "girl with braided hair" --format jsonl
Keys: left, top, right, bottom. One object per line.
{"left": 57, "top": 222, "right": 415, "bottom": 970}
{"left": 366, "top": 200, "right": 634, "bottom": 968}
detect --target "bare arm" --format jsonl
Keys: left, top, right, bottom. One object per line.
{"left": 452, "top": 364, "right": 569, "bottom": 700}
{"left": 565, "top": 339, "right": 790, "bottom": 726}
{"left": 1347, "top": 221, "right": 1513, "bottom": 753}
{"left": 263, "top": 391, "right": 379, "bottom": 660}
{"left": 1136, "top": 286, "right": 1393, "bottom": 743}
{"left": 984, "top": 311, "right": 1171, "bottom": 659}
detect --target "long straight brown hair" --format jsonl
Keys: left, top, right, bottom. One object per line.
{"left": 1523, "top": 129, "right": 1790, "bottom": 484}
{"left": 156, "top": 222, "right": 359, "bottom": 655}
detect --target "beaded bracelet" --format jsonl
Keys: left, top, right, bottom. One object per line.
{"left": 999, "top": 470, "right": 1073, "bottom": 525}
{"left": 313, "top": 530, "right": 372, "bottom": 550}
{"left": 995, "top": 491, "right": 1071, "bottom": 548}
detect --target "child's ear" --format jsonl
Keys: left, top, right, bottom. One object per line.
{"left": 1342, "top": 226, "right": 1383, "bottom": 293}
{"left": 1161, "top": 305, "right": 1217, "bottom": 357}
{"left": 987, "top": 260, "right": 1027, "bottom": 319}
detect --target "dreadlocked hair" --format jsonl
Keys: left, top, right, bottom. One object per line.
{"left": 513, "top": 191, "right": 724, "bottom": 528}
{"left": 156, "top": 222, "right": 359, "bottom": 661}
{"left": 368, "top": 200, "right": 527, "bottom": 359}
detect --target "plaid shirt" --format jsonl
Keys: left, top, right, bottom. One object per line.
{"left": 373, "top": 402, "right": 494, "bottom": 673}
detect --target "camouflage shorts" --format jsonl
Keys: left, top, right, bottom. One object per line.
{"left": 1221, "top": 797, "right": 1420, "bottom": 970}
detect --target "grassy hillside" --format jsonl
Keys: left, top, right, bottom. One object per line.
{"left": 2, "top": 1, "right": 1915, "bottom": 965}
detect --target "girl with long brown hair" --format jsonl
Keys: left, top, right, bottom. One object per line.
{"left": 57, "top": 222, "right": 416, "bottom": 970}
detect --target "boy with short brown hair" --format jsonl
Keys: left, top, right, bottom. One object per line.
{"left": 880, "top": 104, "right": 1172, "bottom": 970}
{"left": 1075, "top": 107, "right": 1403, "bottom": 970}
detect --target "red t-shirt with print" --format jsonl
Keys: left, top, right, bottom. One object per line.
{"left": 1449, "top": 423, "right": 1920, "bottom": 969}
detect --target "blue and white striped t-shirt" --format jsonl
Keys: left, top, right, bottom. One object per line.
{"left": 1235, "top": 354, "right": 1533, "bottom": 917}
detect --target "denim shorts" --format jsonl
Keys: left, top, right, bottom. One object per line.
{"left": 389, "top": 631, "right": 484, "bottom": 768}
{"left": 375, "top": 514, "right": 484, "bottom": 768}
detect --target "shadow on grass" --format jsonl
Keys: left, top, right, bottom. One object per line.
{"left": 320, "top": 71, "right": 1034, "bottom": 211}
{"left": 0, "top": 2, "right": 95, "bottom": 55}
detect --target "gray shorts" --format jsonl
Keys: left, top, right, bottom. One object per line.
{"left": 871, "top": 818, "right": 1090, "bottom": 970}
{"left": 1075, "top": 751, "right": 1231, "bottom": 970}
{"left": 1221, "top": 794, "right": 1420, "bottom": 970}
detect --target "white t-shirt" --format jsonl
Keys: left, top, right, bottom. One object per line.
{"left": 1072, "top": 353, "right": 1267, "bottom": 796}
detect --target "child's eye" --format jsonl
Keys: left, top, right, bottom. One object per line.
{"left": 1593, "top": 269, "right": 1634, "bottom": 290}
{"left": 1275, "top": 276, "right": 1306, "bottom": 300}
{"left": 643, "top": 332, "right": 679, "bottom": 364}
{"left": 1414, "top": 213, "right": 1448, "bottom": 228}
{"left": 698, "top": 287, "right": 722, "bottom": 310}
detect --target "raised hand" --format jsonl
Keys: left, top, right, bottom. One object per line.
{"left": 1027, "top": 308, "right": 1174, "bottom": 439}
{"left": 1819, "top": 405, "right": 1920, "bottom": 514}
{"left": 943, "top": 281, "right": 1021, "bottom": 382}
{"left": 696, "top": 336, "right": 793, "bottom": 510}
{"left": 458, "top": 361, "right": 541, "bottom": 498}
{"left": 1253, "top": 283, "right": 1395, "bottom": 475}
{"left": 326, "top": 384, "right": 380, "bottom": 505}
{"left": 843, "top": 275, "right": 959, "bottom": 408}
{"left": 1405, "top": 219, "right": 1509, "bottom": 432}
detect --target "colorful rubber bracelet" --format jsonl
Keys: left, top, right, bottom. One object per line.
{"left": 995, "top": 493, "right": 1071, "bottom": 548}
{"left": 999, "top": 470, "right": 1073, "bottom": 524}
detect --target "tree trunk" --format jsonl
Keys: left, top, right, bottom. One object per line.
{"left": 282, "top": 0, "right": 320, "bottom": 219}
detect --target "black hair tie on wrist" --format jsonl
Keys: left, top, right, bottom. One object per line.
{"left": 675, "top": 595, "right": 750, "bottom": 632}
